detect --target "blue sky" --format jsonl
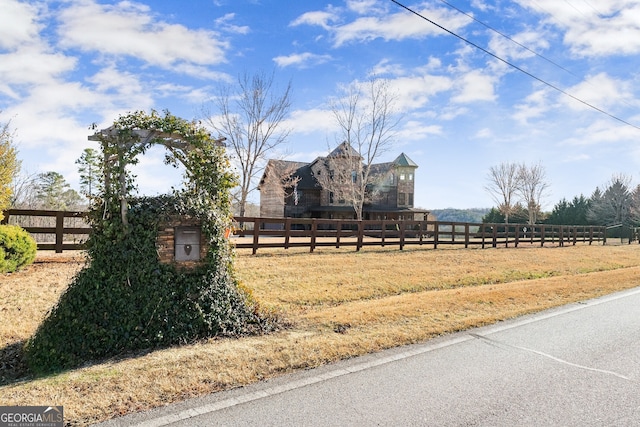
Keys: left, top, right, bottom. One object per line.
{"left": 2, "top": 0, "right": 640, "bottom": 210}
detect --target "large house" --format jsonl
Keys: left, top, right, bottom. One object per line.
{"left": 259, "top": 142, "right": 430, "bottom": 221}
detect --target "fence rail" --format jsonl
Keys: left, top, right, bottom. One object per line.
{"left": 233, "top": 217, "right": 608, "bottom": 254}
{"left": 1, "top": 209, "right": 610, "bottom": 254}
{"left": 1, "top": 209, "right": 90, "bottom": 252}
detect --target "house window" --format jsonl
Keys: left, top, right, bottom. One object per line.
{"left": 329, "top": 192, "right": 334, "bottom": 204}
{"left": 329, "top": 170, "right": 334, "bottom": 181}
{"left": 409, "top": 173, "right": 413, "bottom": 181}
{"left": 400, "top": 173, "right": 406, "bottom": 181}
{"left": 408, "top": 193, "right": 414, "bottom": 206}
{"left": 351, "top": 170, "right": 357, "bottom": 183}
{"left": 389, "top": 173, "right": 394, "bottom": 184}
{"left": 398, "top": 192, "right": 406, "bottom": 205}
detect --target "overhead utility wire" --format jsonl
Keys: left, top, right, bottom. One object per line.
{"left": 436, "top": 0, "right": 578, "bottom": 79}
{"left": 389, "top": 0, "right": 640, "bottom": 132}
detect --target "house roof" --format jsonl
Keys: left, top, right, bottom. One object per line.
{"left": 259, "top": 145, "right": 418, "bottom": 190}
{"left": 393, "top": 153, "right": 418, "bottom": 168}
{"left": 328, "top": 141, "right": 362, "bottom": 159}
{"left": 259, "top": 159, "right": 319, "bottom": 190}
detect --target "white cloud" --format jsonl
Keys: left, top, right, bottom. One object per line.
{"left": 396, "top": 120, "right": 442, "bottom": 142}
{"left": 346, "top": 0, "right": 386, "bottom": 15}
{"left": 391, "top": 74, "right": 453, "bottom": 111}
{"left": 562, "top": 153, "right": 590, "bottom": 163}
{"left": 0, "top": 48, "right": 77, "bottom": 97}
{"left": 475, "top": 128, "right": 493, "bottom": 138}
{"left": 285, "top": 108, "right": 335, "bottom": 135}
{"left": 562, "top": 119, "right": 639, "bottom": 146}
{"left": 290, "top": 11, "right": 336, "bottom": 29}
{"left": 488, "top": 29, "right": 550, "bottom": 62}
{"left": 512, "top": 88, "right": 552, "bottom": 124}
{"left": 273, "top": 52, "right": 332, "bottom": 68}
{"left": 0, "top": 0, "right": 42, "bottom": 50}
{"left": 451, "top": 70, "right": 496, "bottom": 103}
{"left": 57, "top": 0, "right": 229, "bottom": 71}
{"left": 563, "top": 73, "right": 634, "bottom": 112}
{"left": 517, "top": 0, "right": 640, "bottom": 56}
{"left": 291, "top": 3, "right": 471, "bottom": 48}
{"left": 331, "top": 6, "right": 469, "bottom": 47}
{"left": 214, "top": 13, "right": 250, "bottom": 35}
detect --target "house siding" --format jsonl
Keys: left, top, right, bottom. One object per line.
{"left": 259, "top": 144, "right": 427, "bottom": 221}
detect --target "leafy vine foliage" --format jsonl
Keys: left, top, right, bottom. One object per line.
{"left": 25, "top": 111, "right": 277, "bottom": 374}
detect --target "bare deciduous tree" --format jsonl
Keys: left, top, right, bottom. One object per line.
{"left": 10, "top": 171, "right": 38, "bottom": 208}
{"left": 323, "top": 76, "right": 400, "bottom": 220}
{"left": 485, "top": 162, "right": 550, "bottom": 224}
{"left": 484, "top": 162, "right": 520, "bottom": 223}
{"left": 517, "top": 162, "right": 550, "bottom": 224}
{"left": 202, "top": 71, "right": 292, "bottom": 217}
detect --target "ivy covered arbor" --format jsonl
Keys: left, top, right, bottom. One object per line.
{"left": 25, "top": 111, "right": 276, "bottom": 374}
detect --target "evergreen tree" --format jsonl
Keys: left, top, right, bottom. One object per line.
{"left": 545, "top": 195, "right": 590, "bottom": 225}
{"left": 34, "top": 172, "right": 84, "bottom": 210}
{"left": 587, "top": 176, "right": 633, "bottom": 226}
{"left": 75, "top": 148, "right": 103, "bottom": 200}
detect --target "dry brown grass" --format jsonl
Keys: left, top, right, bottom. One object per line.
{"left": 1, "top": 244, "right": 640, "bottom": 425}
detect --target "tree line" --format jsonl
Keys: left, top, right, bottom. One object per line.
{"left": 484, "top": 162, "right": 640, "bottom": 231}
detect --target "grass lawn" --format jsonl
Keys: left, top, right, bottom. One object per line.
{"left": 1, "top": 243, "right": 640, "bottom": 425}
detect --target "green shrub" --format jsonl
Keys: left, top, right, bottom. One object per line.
{"left": 0, "top": 224, "right": 37, "bottom": 273}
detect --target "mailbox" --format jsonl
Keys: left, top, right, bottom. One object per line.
{"left": 175, "top": 226, "right": 201, "bottom": 261}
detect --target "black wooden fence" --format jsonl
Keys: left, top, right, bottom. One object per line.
{"left": 232, "top": 217, "right": 608, "bottom": 254}
{"left": 1, "top": 209, "right": 611, "bottom": 254}
{"left": 1, "top": 209, "right": 90, "bottom": 253}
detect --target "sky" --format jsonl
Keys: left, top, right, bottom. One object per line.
{"left": 2, "top": 0, "right": 640, "bottom": 210}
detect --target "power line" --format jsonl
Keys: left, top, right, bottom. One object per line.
{"left": 389, "top": 0, "right": 640, "bottom": 132}
{"left": 436, "top": 0, "right": 579, "bottom": 79}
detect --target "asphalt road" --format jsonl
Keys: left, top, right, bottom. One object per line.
{"left": 98, "top": 286, "right": 640, "bottom": 427}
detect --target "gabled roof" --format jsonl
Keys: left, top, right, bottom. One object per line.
{"left": 393, "top": 153, "right": 418, "bottom": 168}
{"left": 367, "top": 161, "right": 394, "bottom": 178}
{"left": 328, "top": 141, "right": 362, "bottom": 159}
{"left": 259, "top": 159, "right": 319, "bottom": 190}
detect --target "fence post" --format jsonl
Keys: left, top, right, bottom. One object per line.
{"left": 464, "top": 223, "right": 469, "bottom": 248}
{"left": 55, "top": 211, "right": 65, "bottom": 253}
{"left": 252, "top": 218, "right": 261, "bottom": 255}
{"left": 284, "top": 218, "right": 291, "bottom": 249}
{"left": 310, "top": 219, "right": 317, "bottom": 253}
{"left": 433, "top": 222, "right": 439, "bottom": 249}
{"left": 492, "top": 225, "right": 497, "bottom": 248}
{"left": 399, "top": 220, "right": 405, "bottom": 250}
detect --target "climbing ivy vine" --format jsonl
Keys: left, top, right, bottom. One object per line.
{"left": 25, "top": 111, "right": 277, "bottom": 375}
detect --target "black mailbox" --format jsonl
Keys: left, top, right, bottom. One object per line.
{"left": 175, "top": 226, "right": 201, "bottom": 261}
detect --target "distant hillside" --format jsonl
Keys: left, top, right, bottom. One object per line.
{"left": 430, "top": 208, "right": 491, "bottom": 223}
